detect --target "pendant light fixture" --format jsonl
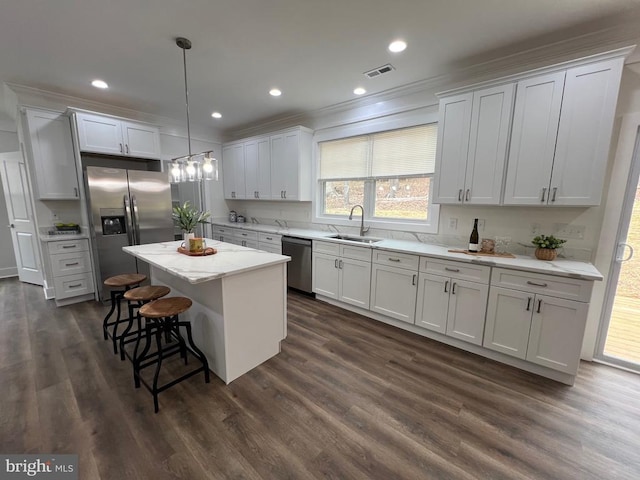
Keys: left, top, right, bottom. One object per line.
{"left": 170, "top": 37, "right": 218, "bottom": 183}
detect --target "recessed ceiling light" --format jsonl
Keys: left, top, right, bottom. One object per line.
{"left": 353, "top": 87, "right": 366, "bottom": 95}
{"left": 91, "top": 79, "right": 109, "bottom": 89}
{"left": 211, "top": 112, "right": 222, "bottom": 119}
{"left": 388, "top": 40, "right": 407, "bottom": 53}
{"left": 269, "top": 88, "right": 282, "bottom": 97}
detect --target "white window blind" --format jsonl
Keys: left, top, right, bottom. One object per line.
{"left": 319, "top": 135, "right": 368, "bottom": 179}
{"left": 318, "top": 123, "right": 437, "bottom": 180}
{"left": 371, "top": 124, "right": 437, "bottom": 177}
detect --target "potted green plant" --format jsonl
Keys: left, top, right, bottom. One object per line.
{"left": 531, "top": 234, "right": 567, "bottom": 261}
{"left": 172, "top": 202, "right": 210, "bottom": 240}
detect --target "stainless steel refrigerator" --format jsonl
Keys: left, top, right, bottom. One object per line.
{"left": 85, "top": 166, "right": 173, "bottom": 301}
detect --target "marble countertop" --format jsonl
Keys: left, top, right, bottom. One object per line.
{"left": 40, "top": 233, "right": 90, "bottom": 242}
{"left": 123, "top": 239, "right": 290, "bottom": 285}
{"left": 208, "top": 220, "right": 603, "bottom": 281}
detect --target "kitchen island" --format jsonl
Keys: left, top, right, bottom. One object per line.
{"left": 123, "top": 239, "right": 290, "bottom": 384}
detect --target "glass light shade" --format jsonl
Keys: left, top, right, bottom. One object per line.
{"left": 202, "top": 154, "right": 219, "bottom": 181}
{"left": 186, "top": 161, "right": 196, "bottom": 182}
{"left": 171, "top": 162, "right": 182, "bottom": 183}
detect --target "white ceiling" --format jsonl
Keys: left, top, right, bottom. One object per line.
{"left": 2, "top": 0, "right": 640, "bottom": 136}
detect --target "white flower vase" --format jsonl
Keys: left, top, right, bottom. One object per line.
{"left": 183, "top": 232, "right": 195, "bottom": 242}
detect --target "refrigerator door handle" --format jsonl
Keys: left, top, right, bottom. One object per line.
{"left": 131, "top": 195, "right": 141, "bottom": 245}
{"left": 123, "top": 195, "right": 134, "bottom": 246}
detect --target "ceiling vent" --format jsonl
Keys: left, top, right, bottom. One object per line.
{"left": 363, "top": 64, "right": 395, "bottom": 79}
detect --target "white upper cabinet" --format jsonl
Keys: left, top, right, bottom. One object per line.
{"left": 75, "top": 112, "right": 160, "bottom": 159}
{"left": 222, "top": 126, "right": 312, "bottom": 201}
{"left": 23, "top": 108, "right": 79, "bottom": 200}
{"left": 244, "top": 137, "right": 271, "bottom": 199}
{"left": 433, "top": 84, "right": 514, "bottom": 205}
{"left": 504, "top": 57, "right": 624, "bottom": 206}
{"left": 222, "top": 143, "right": 245, "bottom": 199}
{"left": 503, "top": 72, "right": 565, "bottom": 205}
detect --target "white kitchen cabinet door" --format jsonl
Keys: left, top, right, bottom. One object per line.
{"left": 503, "top": 72, "right": 566, "bottom": 205}
{"left": 483, "top": 286, "right": 533, "bottom": 359}
{"left": 75, "top": 113, "right": 123, "bottom": 155}
{"left": 25, "top": 109, "right": 79, "bottom": 200}
{"left": 445, "top": 279, "right": 488, "bottom": 346}
{"left": 256, "top": 137, "right": 272, "bottom": 199}
{"left": 550, "top": 58, "right": 624, "bottom": 206}
{"left": 415, "top": 273, "right": 449, "bottom": 334}
{"left": 526, "top": 295, "right": 588, "bottom": 374}
{"left": 338, "top": 257, "right": 371, "bottom": 309}
{"left": 370, "top": 264, "right": 418, "bottom": 324}
{"left": 244, "top": 140, "right": 259, "bottom": 199}
{"left": 464, "top": 84, "right": 514, "bottom": 205}
{"left": 222, "top": 144, "right": 244, "bottom": 199}
{"left": 312, "top": 252, "right": 339, "bottom": 299}
{"left": 432, "top": 93, "right": 472, "bottom": 204}
{"left": 271, "top": 131, "right": 301, "bottom": 200}
{"left": 121, "top": 121, "right": 160, "bottom": 159}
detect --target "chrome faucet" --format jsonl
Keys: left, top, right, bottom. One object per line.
{"left": 349, "top": 204, "right": 369, "bottom": 237}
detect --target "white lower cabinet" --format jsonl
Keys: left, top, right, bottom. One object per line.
{"left": 312, "top": 241, "right": 371, "bottom": 309}
{"left": 415, "top": 259, "right": 490, "bottom": 345}
{"left": 484, "top": 268, "right": 591, "bottom": 374}
{"left": 370, "top": 261, "right": 418, "bottom": 324}
{"left": 47, "top": 239, "right": 95, "bottom": 303}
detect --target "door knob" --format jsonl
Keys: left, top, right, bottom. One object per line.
{"left": 8, "top": 224, "right": 15, "bottom": 228}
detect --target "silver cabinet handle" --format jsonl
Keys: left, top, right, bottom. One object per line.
{"left": 65, "top": 262, "right": 80, "bottom": 266}
{"left": 125, "top": 144, "right": 129, "bottom": 154}
{"left": 220, "top": 236, "right": 224, "bottom": 242}
{"left": 412, "top": 274, "right": 417, "bottom": 286}
{"left": 283, "top": 190, "right": 287, "bottom": 199}
{"left": 527, "top": 281, "right": 548, "bottom": 287}
{"left": 266, "top": 237, "right": 273, "bottom": 241}
{"left": 444, "top": 267, "right": 460, "bottom": 272}
{"left": 334, "top": 259, "right": 338, "bottom": 268}
{"left": 339, "top": 260, "right": 343, "bottom": 269}
{"left": 452, "top": 282, "right": 457, "bottom": 294}
{"left": 119, "top": 143, "right": 123, "bottom": 153}
{"left": 541, "top": 187, "right": 547, "bottom": 202}
{"left": 458, "top": 189, "right": 463, "bottom": 202}
{"left": 68, "top": 283, "right": 82, "bottom": 288}
{"left": 281, "top": 190, "right": 284, "bottom": 199}
{"left": 241, "top": 233, "right": 248, "bottom": 236}
{"left": 526, "top": 297, "right": 532, "bottom": 311}
{"left": 62, "top": 245, "right": 77, "bottom": 249}
{"left": 537, "top": 299, "right": 542, "bottom": 313}
{"left": 242, "top": 240, "right": 246, "bottom": 247}
{"left": 388, "top": 257, "right": 401, "bottom": 262}
{"left": 74, "top": 187, "right": 78, "bottom": 197}
{"left": 465, "top": 189, "right": 470, "bottom": 201}
{"left": 551, "top": 187, "right": 557, "bottom": 202}
{"left": 444, "top": 280, "right": 449, "bottom": 293}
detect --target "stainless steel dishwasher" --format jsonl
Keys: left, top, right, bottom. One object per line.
{"left": 281, "top": 236, "right": 313, "bottom": 294}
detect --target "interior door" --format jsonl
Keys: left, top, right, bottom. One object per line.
{"left": 0, "top": 151, "right": 43, "bottom": 285}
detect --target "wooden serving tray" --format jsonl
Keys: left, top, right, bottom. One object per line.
{"left": 448, "top": 249, "right": 516, "bottom": 259}
{"left": 177, "top": 246, "right": 217, "bottom": 256}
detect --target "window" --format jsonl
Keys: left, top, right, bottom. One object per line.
{"left": 317, "top": 123, "right": 438, "bottom": 231}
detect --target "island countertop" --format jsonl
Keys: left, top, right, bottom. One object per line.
{"left": 123, "top": 239, "right": 290, "bottom": 285}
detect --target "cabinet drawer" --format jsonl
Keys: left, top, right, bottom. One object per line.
{"left": 340, "top": 245, "right": 372, "bottom": 262}
{"left": 48, "top": 239, "right": 89, "bottom": 254}
{"left": 213, "top": 225, "right": 238, "bottom": 235}
{"left": 50, "top": 251, "right": 91, "bottom": 277}
{"left": 54, "top": 272, "right": 94, "bottom": 299}
{"left": 235, "top": 230, "right": 258, "bottom": 241}
{"left": 313, "top": 240, "right": 340, "bottom": 256}
{"left": 259, "top": 243, "right": 282, "bottom": 254}
{"left": 420, "top": 258, "right": 490, "bottom": 283}
{"left": 491, "top": 267, "right": 593, "bottom": 302}
{"left": 373, "top": 250, "right": 419, "bottom": 270}
{"left": 258, "top": 232, "right": 281, "bottom": 245}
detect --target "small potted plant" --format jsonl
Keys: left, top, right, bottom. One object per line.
{"left": 531, "top": 234, "right": 567, "bottom": 261}
{"left": 172, "top": 202, "right": 210, "bottom": 240}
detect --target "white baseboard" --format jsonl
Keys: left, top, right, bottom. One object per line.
{"left": 0, "top": 266, "right": 18, "bottom": 279}
{"left": 43, "top": 280, "right": 55, "bottom": 300}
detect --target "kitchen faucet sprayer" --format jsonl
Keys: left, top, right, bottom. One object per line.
{"left": 349, "top": 204, "right": 370, "bottom": 237}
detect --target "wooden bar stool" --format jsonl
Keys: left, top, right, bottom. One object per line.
{"left": 119, "top": 285, "right": 171, "bottom": 361}
{"left": 102, "top": 273, "right": 147, "bottom": 355}
{"left": 135, "top": 297, "right": 210, "bottom": 413}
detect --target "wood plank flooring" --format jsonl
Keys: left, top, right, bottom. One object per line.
{"left": 1, "top": 277, "right": 640, "bottom": 479}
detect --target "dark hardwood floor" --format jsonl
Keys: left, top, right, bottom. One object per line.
{"left": 2, "top": 277, "right": 640, "bottom": 479}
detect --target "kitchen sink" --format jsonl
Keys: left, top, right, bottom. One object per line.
{"left": 327, "top": 234, "right": 383, "bottom": 244}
